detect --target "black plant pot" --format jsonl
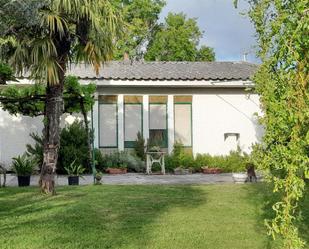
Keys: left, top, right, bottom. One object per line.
{"left": 68, "top": 176, "right": 79, "bottom": 186}
{"left": 17, "top": 175, "right": 31, "bottom": 187}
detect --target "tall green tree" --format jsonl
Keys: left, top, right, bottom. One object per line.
{"left": 0, "top": 0, "right": 121, "bottom": 194}
{"left": 235, "top": 0, "right": 309, "bottom": 248}
{"left": 145, "top": 12, "right": 215, "bottom": 61}
{"left": 113, "top": 0, "right": 165, "bottom": 60}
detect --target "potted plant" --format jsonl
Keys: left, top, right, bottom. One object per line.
{"left": 64, "top": 160, "right": 85, "bottom": 185}
{"left": 201, "top": 166, "right": 222, "bottom": 174}
{"left": 105, "top": 153, "right": 128, "bottom": 174}
{"left": 12, "top": 153, "right": 37, "bottom": 187}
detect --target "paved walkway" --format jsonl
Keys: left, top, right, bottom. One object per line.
{"left": 3, "top": 173, "right": 235, "bottom": 187}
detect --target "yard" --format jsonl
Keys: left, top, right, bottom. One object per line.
{"left": 0, "top": 184, "right": 308, "bottom": 249}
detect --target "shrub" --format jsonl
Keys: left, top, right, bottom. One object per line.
{"left": 134, "top": 132, "right": 146, "bottom": 161}
{"left": 166, "top": 144, "right": 249, "bottom": 173}
{"left": 94, "top": 148, "right": 105, "bottom": 171}
{"left": 102, "top": 151, "right": 145, "bottom": 172}
{"left": 27, "top": 121, "right": 92, "bottom": 174}
{"left": 58, "top": 121, "right": 91, "bottom": 174}
{"left": 0, "top": 62, "right": 15, "bottom": 84}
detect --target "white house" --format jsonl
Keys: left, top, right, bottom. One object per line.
{"left": 0, "top": 61, "right": 263, "bottom": 168}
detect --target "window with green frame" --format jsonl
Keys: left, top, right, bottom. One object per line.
{"left": 99, "top": 102, "right": 118, "bottom": 148}
{"left": 149, "top": 103, "right": 168, "bottom": 148}
{"left": 124, "top": 103, "right": 143, "bottom": 148}
{"left": 174, "top": 103, "right": 192, "bottom": 147}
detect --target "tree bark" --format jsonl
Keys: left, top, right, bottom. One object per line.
{"left": 39, "top": 83, "right": 64, "bottom": 194}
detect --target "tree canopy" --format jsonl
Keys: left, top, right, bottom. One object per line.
{"left": 112, "top": 0, "right": 166, "bottom": 60}
{"left": 235, "top": 0, "right": 309, "bottom": 248}
{"left": 145, "top": 12, "right": 215, "bottom": 61}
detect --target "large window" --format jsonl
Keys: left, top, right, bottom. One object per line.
{"left": 99, "top": 96, "right": 118, "bottom": 148}
{"left": 124, "top": 103, "right": 142, "bottom": 148}
{"left": 174, "top": 98, "right": 192, "bottom": 147}
{"left": 149, "top": 103, "right": 167, "bottom": 148}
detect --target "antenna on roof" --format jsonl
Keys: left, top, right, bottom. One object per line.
{"left": 243, "top": 52, "right": 248, "bottom": 62}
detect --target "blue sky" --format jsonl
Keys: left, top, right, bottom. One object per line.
{"left": 160, "top": 0, "right": 258, "bottom": 62}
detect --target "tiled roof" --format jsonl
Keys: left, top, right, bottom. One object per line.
{"left": 67, "top": 61, "right": 258, "bottom": 81}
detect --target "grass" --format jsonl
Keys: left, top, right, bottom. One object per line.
{"left": 0, "top": 184, "right": 308, "bottom": 249}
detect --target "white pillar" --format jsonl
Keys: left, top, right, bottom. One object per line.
{"left": 92, "top": 99, "right": 99, "bottom": 148}
{"left": 143, "top": 95, "right": 149, "bottom": 142}
{"left": 118, "top": 94, "right": 124, "bottom": 151}
{"left": 167, "top": 95, "right": 174, "bottom": 154}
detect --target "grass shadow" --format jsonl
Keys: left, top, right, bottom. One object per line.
{"left": 0, "top": 185, "right": 207, "bottom": 249}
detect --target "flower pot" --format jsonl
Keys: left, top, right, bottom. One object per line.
{"left": 68, "top": 176, "right": 79, "bottom": 185}
{"left": 106, "top": 168, "right": 127, "bottom": 174}
{"left": 201, "top": 167, "right": 222, "bottom": 174}
{"left": 232, "top": 173, "right": 247, "bottom": 184}
{"left": 17, "top": 175, "right": 31, "bottom": 187}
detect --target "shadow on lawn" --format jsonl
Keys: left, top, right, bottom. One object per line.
{"left": 245, "top": 183, "right": 309, "bottom": 249}
{"left": 0, "top": 185, "right": 206, "bottom": 249}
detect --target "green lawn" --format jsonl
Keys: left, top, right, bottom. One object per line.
{"left": 0, "top": 184, "right": 308, "bottom": 249}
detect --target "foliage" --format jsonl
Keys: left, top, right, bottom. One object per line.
{"left": 64, "top": 160, "right": 85, "bottom": 176}
{"left": 134, "top": 132, "right": 146, "bottom": 160}
{"left": 26, "top": 133, "right": 44, "bottom": 168}
{"left": 12, "top": 153, "right": 37, "bottom": 176}
{"left": 58, "top": 121, "right": 91, "bottom": 174}
{"left": 98, "top": 151, "right": 145, "bottom": 172}
{"left": 145, "top": 12, "right": 215, "bottom": 61}
{"left": 165, "top": 142, "right": 249, "bottom": 173}
{"left": 94, "top": 149, "right": 105, "bottom": 171}
{"left": 0, "top": 76, "right": 96, "bottom": 117}
{"left": 26, "top": 121, "right": 92, "bottom": 174}
{"left": 0, "top": 62, "right": 15, "bottom": 84}
{"left": 112, "top": 0, "right": 166, "bottom": 60}
{"left": 0, "top": 0, "right": 122, "bottom": 84}
{"left": 196, "top": 45, "right": 215, "bottom": 62}
{"left": 234, "top": 0, "right": 309, "bottom": 247}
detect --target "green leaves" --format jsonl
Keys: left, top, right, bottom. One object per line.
{"left": 145, "top": 12, "right": 215, "bottom": 62}
{"left": 248, "top": 0, "right": 309, "bottom": 248}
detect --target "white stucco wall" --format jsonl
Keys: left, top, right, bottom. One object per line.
{"left": 0, "top": 110, "right": 43, "bottom": 168}
{"left": 192, "top": 92, "right": 263, "bottom": 155}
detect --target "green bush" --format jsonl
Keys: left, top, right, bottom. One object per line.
{"left": 27, "top": 121, "right": 92, "bottom": 174}
{"left": 134, "top": 132, "right": 146, "bottom": 161}
{"left": 94, "top": 148, "right": 105, "bottom": 171}
{"left": 99, "top": 151, "right": 145, "bottom": 172}
{"left": 58, "top": 121, "right": 91, "bottom": 174}
{"left": 0, "top": 62, "right": 15, "bottom": 84}
{"left": 166, "top": 143, "right": 249, "bottom": 173}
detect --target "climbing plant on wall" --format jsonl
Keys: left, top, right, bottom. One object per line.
{"left": 235, "top": 0, "right": 309, "bottom": 248}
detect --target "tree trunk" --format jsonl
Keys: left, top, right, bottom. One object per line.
{"left": 80, "top": 100, "right": 92, "bottom": 171}
{"left": 39, "top": 83, "right": 64, "bottom": 194}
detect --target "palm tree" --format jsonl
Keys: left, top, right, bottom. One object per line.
{"left": 0, "top": 0, "right": 122, "bottom": 194}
